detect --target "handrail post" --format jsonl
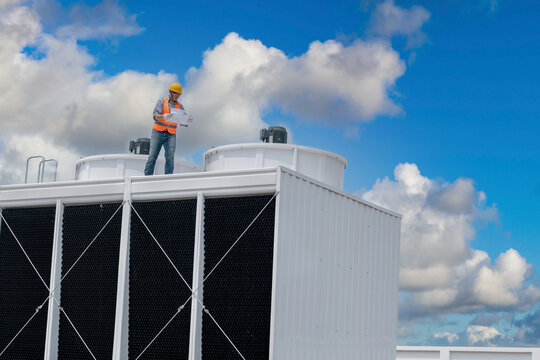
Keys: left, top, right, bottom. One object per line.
{"left": 38, "top": 159, "right": 58, "bottom": 183}
{"left": 25, "top": 156, "right": 44, "bottom": 183}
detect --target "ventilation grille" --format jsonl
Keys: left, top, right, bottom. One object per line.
{"left": 129, "top": 199, "right": 197, "bottom": 360}
{"left": 58, "top": 203, "right": 122, "bottom": 359}
{"left": 0, "top": 206, "right": 56, "bottom": 359}
{"left": 202, "top": 194, "right": 275, "bottom": 360}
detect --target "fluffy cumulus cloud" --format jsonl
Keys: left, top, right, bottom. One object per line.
{"left": 433, "top": 331, "right": 459, "bottom": 344}
{"left": 368, "top": 0, "right": 431, "bottom": 48}
{"left": 361, "top": 163, "right": 540, "bottom": 321}
{"left": 474, "top": 249, "right": 537, "bottom": 308}
{"left": 182, "top": 32, "right": 405, "bottom": 149}
{"left": 0, "top": 1, "right": 410, "bottom": 184}
{"left": 466, "top": 325, "right": 509, "bottom": 346}
{"left": 0, "top": 1, "right": 173, "bottom": 184}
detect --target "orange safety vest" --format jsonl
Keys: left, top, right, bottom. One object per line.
{"left": 152, "top": 97, "right": 181, "bottom": 134}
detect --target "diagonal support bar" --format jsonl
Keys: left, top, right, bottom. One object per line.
{"left": 131, "top": 193, "right": 276, "bottom": 360}
{"left": 0, "top": 202, "right": 124, "bottom": 360}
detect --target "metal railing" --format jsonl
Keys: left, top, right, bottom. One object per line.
{"left": 25, "top": 156, "right": 58, "bottom": 183}
{"left": 397, "top": 345, "right": 540, "bottom": 360}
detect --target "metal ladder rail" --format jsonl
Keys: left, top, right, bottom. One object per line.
{"left": 24, "top": 156, "right": 45, "bottom": 183}
{"left": 38, "top": 159, "right": 58, "bottom": 183}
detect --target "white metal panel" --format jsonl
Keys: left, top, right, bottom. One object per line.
{"left": 0, "top": 168, "right": 278, "bottom": 208}
{"left": 1, "top": 164, "right": 404, "bottom": 359}
{"left": 0, "top": 178, "right": 126, "bottom": 206}
{"left": 129, "top": 168, "right": 277, "bottom": 200}
{"left": 452, "top": 353, "right": 530, "bottom": 360}
{"left": 271, "top": 168, "right": 401, "bottom": 359}
{"left": 112, "top": 180, "right": 133, "bottom": 360}
{"left": 75, "top": 154, "right": 202, "bottom": 180}
{"left": 188, "top": 193, "right": 205, "bottom": 360}
{"left": 396, "top": 350, "right": 443, "bottom": 359}
{"left": 203, "top": 143, "right": 347, "bottom": 189}
{"left": 396, "top": 346, "right": 540, "bottom": 360}
{"left": 44, "top": 201, "right": 64, "bottom": 360}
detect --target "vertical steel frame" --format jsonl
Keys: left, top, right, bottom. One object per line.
{"left": 112, "top": 178, "right": 132, "bottom": 360}
{"left": 188, "top": 192, "right": 205, "bottom": 360}
{"left": 268, "top": 168, "right": 282, "bottom": 360}
{"left": 44, "top": 200, "right": 64, "bottom": 360}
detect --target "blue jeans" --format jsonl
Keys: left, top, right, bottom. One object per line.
{"left": 144, "top": 129, "right": 176, "bottom": 175}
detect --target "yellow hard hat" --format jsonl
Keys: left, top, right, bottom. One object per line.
{"left": 168, "top": 82, "right": 182, "bottom": 94}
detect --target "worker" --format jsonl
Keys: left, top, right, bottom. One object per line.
{"left": 144, "top": 82, "right": 188, "bottom": 175}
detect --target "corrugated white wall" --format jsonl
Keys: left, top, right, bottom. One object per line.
{"left": 270, "top": 169, "right": 401, "bottom": 359}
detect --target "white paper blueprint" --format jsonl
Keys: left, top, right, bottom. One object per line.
{"left": 165, "top": 108, "right": 193, "bottom": 126}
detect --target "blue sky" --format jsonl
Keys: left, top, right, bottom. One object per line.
{"left": 1, "top": 0, "right": 539, "bottom": 347}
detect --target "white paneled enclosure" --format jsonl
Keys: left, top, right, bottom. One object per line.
{"left": 0, "top": 154, "right": 400, "bottom": 359}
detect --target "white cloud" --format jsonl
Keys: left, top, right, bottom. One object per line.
{"left": 181, "top": 33, "right": 283, "bottom": 149}
{"left": 474, "top": 249, "right": 538, "bottom": 307}
{"left": 400, "top": 265, "right": 454, "bottom": 290}
{"left": 427, "top": 178, "right": 478, "bottom": 214}
{"left": 0, "top": 3, "right": 175, "bottom": 184}
{"left": 272, "top": 38, "right": 405, "bottom": 120}
{"left": 0, "top": 3, "right": 408, "bottom": 184}
{"left": 415, "top": 288, "right": 458, "bottom": 308}
{"left": 363, "top": 163, "right": 485, "bottom": 274}
{"left": 434, "top": 331, "right": 459, "bottom": 343}
{"left": 368, "top": 0, "right": 430, "bottom": 48}
{"left": 466, "top": 325, "right": 503, "bottom": 345}
{"left": 183, "top": 32, "right": 405, "bottom": 149}
{"left": 67, "top": 70, "right": 176, "bottom": 154}
{"left": 362, "top": 163, "right": 540, "bottom": 319}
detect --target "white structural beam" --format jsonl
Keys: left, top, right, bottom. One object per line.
{"left": 44, "top": 201, "right": 64, "bottom": 360}
{"left": 0, "top": 168, "right": 278, "bottom": 208}
{"left": 112, "top": 179, "right": 132, "bottom": 360}
{"left": 188, "top": 192, "right": 205, "bottom": 360}
{"left": 268, "top": 170, "right": 282, "bottom": 360}
{"left": 396, "top": 346, "right": 540, "bottom": 360}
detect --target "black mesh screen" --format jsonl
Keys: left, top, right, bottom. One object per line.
{"left": 0, "top": 206, "right": 56, "bottom": 359}
{"left": 58, "top": 203, "right": 122, "bottom": 360}
{"left": 202, "top": 194, "right": 275, "bottom": 360}
{"left": 129, "top": 199, "right": 197, "bottom": 360}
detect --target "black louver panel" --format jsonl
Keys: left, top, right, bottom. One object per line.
{"left": 0, "top": 206, "right": 56, "bottom": 360}
{"left": 58, "top": 203, "right": 122, "bottom": 360}
{"left": 129, "top": 199, "right": 197, "bottom": 360}
{"left": 202, "top": 194, "right": 275, "bottom": 360}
